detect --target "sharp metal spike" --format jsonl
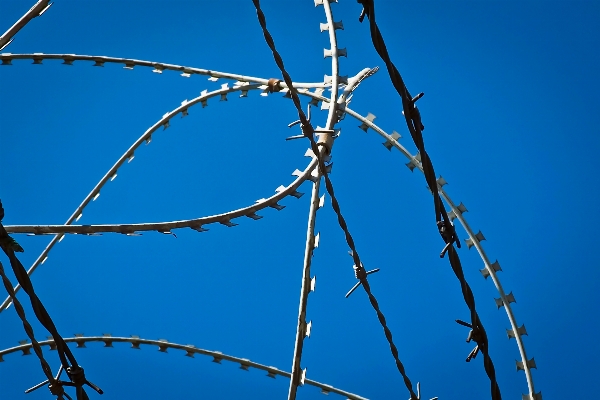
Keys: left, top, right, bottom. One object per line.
{"left": 506, "top": 292, "right": 516, "bottom": 304}
{"left": 184, "top": 346, "right": 195, "bottom": 357}
{"left": 305, "top": 321, "right": 312, "bottom": 338}
{"left": 314, "top": 232, "right": 320, "bottom": 248}
{"left": 465, "top": 238, "right": 475, "bottom": 249}
{"left": 358, "top": 113, "right": 376, "bottom": 132}
{"left": 240, "top": 360, "right": 251, "bottom": 371}
{"left": 157, "top": 339, "right": 168, "bottom": 352}
{"left": 191, "top": 225, "right": 208, "bottom": 232}
{"left": 495, "top": 297, "right": 504, "bottom": 309}
{"left": 310, "top": 276, "right": 316, "bottom": 292}
{"left": 491, "top": 260, "right": 502, "bottom": 273}
{"left": 304, "top": 149, "right": 315, "bottom": 158}
{"left": 447, "top": 209, "right": 457, "bottom": 221}
{"left": 269, "top": 203, "right": 286, "bottom": 211}
{"left": 246, "top": 212, "right": 262, "bottom": 220}
{"left": 318, "top": 194, "right": 325, "bottom": 209}
{"left": 220, "top": 219, "right": 238, "bottom": 227}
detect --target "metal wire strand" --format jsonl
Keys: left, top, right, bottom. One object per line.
{"left": 251, "top": 1, "right": 418, "bottom": 399}
{"left": 0, "top": 201, "right": 96, "bottom": 400}
{"left": 0, "top": 260, "right": 56, "bottom": 384}
{"left": 356, "top": 1, "right": 501, "bottom": 399}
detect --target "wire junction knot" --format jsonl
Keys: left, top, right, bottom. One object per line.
{"left": 437, "top": 220, "right": 461, "bottom": 258}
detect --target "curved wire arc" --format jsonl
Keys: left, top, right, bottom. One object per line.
{"left": 0, "top": 335, "right": 368, "bottom": 400}
{"left": 338, "top": 104, "right": 536, "bottom": 397}
{"left": 2, "top": 84, "right": 535, "bottom": 394}
{"left": 0, "top": 53, "right": 331, "bottom": 88}
{"left": 0, "top": 82, "right": 324, "bottom": 313}
{"left": 0, "top": 39, "right": 535, "bottom": 400}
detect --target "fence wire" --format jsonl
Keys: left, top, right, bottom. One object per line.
{"left": 251, "top": 1, "right": 419, "bottom": 399}
{"left": 357, "top": 1, "right": 501, "bottom": 398}
{"left": 0, "top": 200, "right": 101, "bottom": 400}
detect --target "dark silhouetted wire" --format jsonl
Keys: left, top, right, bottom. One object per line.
{"left": 356, "top": 1, "right": 501, "bottom": 398}
{"left": 0, "top": 200, "right": 101, "bottom": 400}
{"left": 251, "top": 2, "right": 418, "bottom": 399}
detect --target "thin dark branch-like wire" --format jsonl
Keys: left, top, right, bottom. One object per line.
{"left": 0, "top": 200, "right": 98, "bottom": 400}
{"left": 251, "top": 2, "right": 418, "bottom": 399}
{"left": 357, "top": 1, "right": 501, "bottom": 399}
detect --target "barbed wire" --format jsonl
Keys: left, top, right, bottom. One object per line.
{"left": 0, "top": 82, "right": 320, "bottom": 313}
{"left": 0, "top": 260, "right": 57, "bottom": 388}
{"left": 0, "top": 334, "right": 369, "bottom": 400}
{"left": 356, "top": 1, "right": 501, "bottom": 399}
{"left": 0, "top": 200, "right": 101, "bottom": 400}
{"left": 251, "top": 1, "right": 419, "bottom": 399}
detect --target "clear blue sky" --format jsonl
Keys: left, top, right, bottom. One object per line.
{"left": 1, "top": 0, "right": 599, "bottom": 399}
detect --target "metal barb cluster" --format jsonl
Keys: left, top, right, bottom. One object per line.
{"left": 251, "top": 1, "right": 420, "bottom": 399}
{"left": 356, "top": 1, "right": 502, "bottom": 398}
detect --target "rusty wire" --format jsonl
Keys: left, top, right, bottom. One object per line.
{"left": 0, "top": 200, "right": 101, "bottom": 400}
{"left": 356, "top": 1, "right": 501, "bottom": 398}
{"left": 251, "top": 1, "right": 418, "bottom": 399}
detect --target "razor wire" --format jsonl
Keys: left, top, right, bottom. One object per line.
{"left": 0, "top": 335, "right": 369, "bottom": 400}
{"left": 2, "top": 73, "right": 538, "bottom": 400}
{"left": 0, "top": 81, "right": 323, "bottom": 313}
{"left": 0, "top": 1, "right": 539, "bottom": 399}
{"left": 0, "top": 201, "right": 102, "bottom": 400}
{"left": 356, "top": 1, "right": 502, "bottom": 399}
{"left": 0, "top": 0, "right": 52, "bottom": 51}
{"left": 251, "top": 1, "right": 419, "bottom": 399}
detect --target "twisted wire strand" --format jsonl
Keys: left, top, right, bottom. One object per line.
{"left": 0, "top": 335, "right": 369, "bottom": 400}
{"left": 251, "top": 2, "right": 418, "bottom": 398}
{"left": 0, "top": 260, "right": 55, "bottom": 384}
{"left": 0, "top": 203, "right": 93, "bottom": 399}
{"left": 357, "top": 1, "right": 501, "bottom": 398}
